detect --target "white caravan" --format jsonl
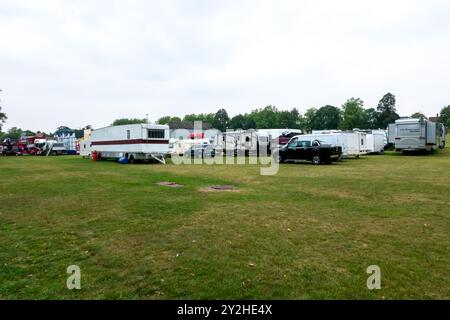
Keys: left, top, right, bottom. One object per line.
{"left": 366, "top": 131, "right": 386, "bottom": 154}
{"left": 221, "top": 129, "right": 301, "bottom": 155}
{"left": 390, "top": 118, "right": 446, "bottom": 152}
{"left": 169, "top": 138, "right": 212, "bottom": 156}
{"left": 79, "top": 139, "right": 92, "bottom": 157}
{"left": 78, "top": 127, "right": 93, "bottom": 157}
{"left": 91, "top": 123, "right": 170, "bottom": 163}
{"left": 311, "top": 131, "right": 367, "bottom": 158}
{"left": 221, "top": 130, "right": 275, "bottom": 155}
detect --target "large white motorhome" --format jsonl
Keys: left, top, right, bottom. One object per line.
{"left": 311, "top": 131, "right": 367, "bottom": 158}
{"left": 90, "top": 123, "right": 170, "bottom": 163}
{"left": 390, "top": 118, "right": 446, "bottom": 152}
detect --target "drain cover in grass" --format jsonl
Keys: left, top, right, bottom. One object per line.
{"left": 208, "top": 185, "right": 235, "bottom": 191}
{"left": 157, "top": 182, "right": 184, "bottom": 188}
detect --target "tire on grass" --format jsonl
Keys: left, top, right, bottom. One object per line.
{"left": 312, "top": 154, "right": 322, "bottom": 165}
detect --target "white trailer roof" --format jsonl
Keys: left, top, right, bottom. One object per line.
{"left": 94, "top": 123, "right": 169, "bottom": 131}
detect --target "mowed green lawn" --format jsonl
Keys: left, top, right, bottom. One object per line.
{"left": 1, "top": 144, "right": 449, "bottom": 299}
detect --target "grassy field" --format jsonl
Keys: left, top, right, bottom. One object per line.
{"left": 1, "top": 144, "right": 449, "bottom": 299}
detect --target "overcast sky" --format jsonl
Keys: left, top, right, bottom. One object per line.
{"left": 1, "top": 0, "right": 450, "bottom": 132}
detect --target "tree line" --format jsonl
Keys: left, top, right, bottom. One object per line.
{"left": 155, "top": 93, "right": 450, "bottom": 132}
{"left": 1, "top": 92, "right": 450, "bottom": 141}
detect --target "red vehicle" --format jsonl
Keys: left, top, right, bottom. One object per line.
{"left": 188, "top": 132, "right": 205, "bottom": 139}
{"left": 272, "top": 131, "right": 304, "bottom": 147}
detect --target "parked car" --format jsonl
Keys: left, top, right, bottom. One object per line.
{"left": 2, "top": 145, "right": 21, "bottom": 156}
{"left": 275, "top": 138, "right": 342, "bottom": 165}
{"left": 1, "top": 139, "right": 21, "bottom": 156}
{"left": 185, "top": 143, "right": 216, "bottom": 159}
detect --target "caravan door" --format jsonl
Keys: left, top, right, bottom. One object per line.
{"left": 388, "top": 124, "right": 396, "bottom": 144}
{"left": 426, "top": 121, "right": 437, "bottom": 145}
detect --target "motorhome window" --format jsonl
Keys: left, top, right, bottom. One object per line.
{"left": 148, "top": 129, "right": 165, "bottom": 139}
{"left": 361, "top": 139, "right": 364, "bottom": 145}
{"left": 127, "top": 130, "right": 131, "bottom": 140}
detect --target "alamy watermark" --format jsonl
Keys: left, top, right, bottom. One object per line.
{"left": 170, "top": 121, "right": 280, "bottom": 175}
{"left": 66, "top": 265, "right": 81, "bottom": 290}
{"left": 366, "top": 265, "right": 381, "bottom": 290}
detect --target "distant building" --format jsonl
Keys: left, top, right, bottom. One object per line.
{"left": 54, "top": 127, "right": 77, "bottom": 154}
{"left": 429, "top": 115, "right": 440, "bottom": 123}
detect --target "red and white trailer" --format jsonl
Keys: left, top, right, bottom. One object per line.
{"left": 90, "top": 123, "right": 170, "bottom": 163}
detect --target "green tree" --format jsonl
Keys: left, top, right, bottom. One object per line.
{"left": 249, "top": 106, "right": 279, "bottom": 129}
{"left": 311, "top": 105, "right": 341, "bottom": 130}
{"left": 229, "top": 114, "right": 256, "bottom": 130}
{"left": 111, "top": 118, "right": 147, "bottom": 126}
{"left": 21, "top": 130, "right": 36, "bottom": 137}
{"left": 182, "top": 114, "right": 199, "bottom": 122}
{"left": 229, "top": 114, "right": 246, "bottom": 130}
{"left": 340, "top": 98, "right": 366, "bottom": 130}
{"left": 182, "top": 113, "right": 215, "bottom": 125}
{"left": 212, "top": 109, "right": 230, "bottom": 132}
{"left": 5, "top": 127, "right": 23, "bottom": 140}
{"left": 74, "top": 129, "right": 84, "bottom": 139}
{"left": 299, "top": 107, "right": 317, "bottom": 133}
{"left": 0, "top": 106, "right": 6, "bottom": 132}
{"left": 157, "top": 116, "right": 172, "bottom": 125}
{"left": 376, "top": 93, "right": 399, "bottom": 128}
{"left": 439, "top": 105, "right": 450, "bottom": 128}
{"left": 157, "top": 116, "right": 182, "bottom": 125}
{"left": 363, "top": 108, "right": 379, "bottom": 129}
{"left": 411, "top": 112, "right": 426, "bottom": 119}
{"left": 277, "top": 108, "right": 301, "bottom": 129}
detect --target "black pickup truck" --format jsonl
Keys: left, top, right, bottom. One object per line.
{"left": 275, "top": 137, "right": 342, "bottom": 165}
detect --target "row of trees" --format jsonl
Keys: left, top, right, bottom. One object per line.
{"left": 157, "top": 94, "right": 450, "bottom": 132}
{"left": 156, "top": 93, "right": 402, "bottom": 132}
{"left": 1, "top": 93, "right": 450, "bottom": 141}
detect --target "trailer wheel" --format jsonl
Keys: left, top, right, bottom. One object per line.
{"left": 128, "top": 155, "right": 135, "bottom": 163}
{"left": 312, "top": 155, "right": 321, "bottom": 165}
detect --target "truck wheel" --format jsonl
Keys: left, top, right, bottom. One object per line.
{"left": 312, "top": 155, "right": 321, "bottom": 165}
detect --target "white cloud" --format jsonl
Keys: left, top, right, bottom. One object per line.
{"left": 0, "top": 0, "right": 449, "bottom": 131}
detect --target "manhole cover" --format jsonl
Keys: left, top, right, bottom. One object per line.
{"left": 157, "top": 182, "right": 184, "bottom": 188}
{"left": 209, "top": 185, "right": 235, "bottom": 190}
